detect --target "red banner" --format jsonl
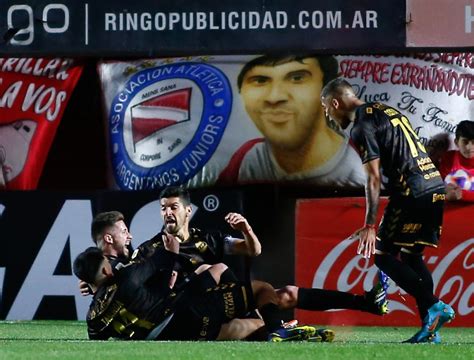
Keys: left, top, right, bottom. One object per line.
{"left": 295, "top": 198, "right": 474, "bottom": 327}
{"left": 0, "top": 58, "right": 83, "bottom": 190}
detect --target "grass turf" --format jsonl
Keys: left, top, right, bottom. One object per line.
{"left": 0, "top": 321, "right": 473, "bottom": 360}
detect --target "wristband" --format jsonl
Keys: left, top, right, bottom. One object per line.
{"left": 364, "top": 223, "right": 376, "bottom": 230}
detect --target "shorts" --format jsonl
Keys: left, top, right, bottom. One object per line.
{"left": 376, "top": 189, "right": 445, "bottom": 254}
{"left": 158, "top": 271, "right": 255, "bottom": 340}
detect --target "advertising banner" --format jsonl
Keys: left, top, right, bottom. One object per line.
{"left": 0, "top": 189, "right": 244, "bottom": 320}
{"left": 407, "top": 0, "right": 474, "bottom": 47}
{"left": 99, "top": 53, "right": 474, "bottom": 191}
{"left": 295, "top": 198, "right": 474, "bottom": 327}
{"left": 0, "top": 58, "right": 83, "bottom": 189}
{"left": 0, "top": 0, "right": 405, "bottom": 56}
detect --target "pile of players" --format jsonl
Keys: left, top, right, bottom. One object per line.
{"left": 74, "top": 186, "right": 388, "bottom": 342}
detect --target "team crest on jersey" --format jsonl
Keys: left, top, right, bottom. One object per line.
{"left": 109, "top": 62, "right": 232, "bottom": 190}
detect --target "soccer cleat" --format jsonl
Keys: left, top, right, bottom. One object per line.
{"left": 425, "top": 300, "right": 455, "bottom": 334}
{"left": 403, "top": 331, "right": 441, "bottom": 344}
{"left": 365, "top": 282, "right": 389, "bottom": 315}
{"left": 307, "top": 328, "right": 335, "bottom": 343}
{"left": 404, "top": 301, "right": 455, "bottom": 343}
{"left": 268, "top": 325, "right": 317, "bottom": 342}
{"left": 281, "top": 319, "right": 299, "bottom": 329}
{"left": 378, "top": 271, "right": 390, "bottom": 294}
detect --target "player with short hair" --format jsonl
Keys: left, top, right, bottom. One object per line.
{"left": 321, "top": 78, "right": 455, "bottom": 344}
{"left": 439, "top": 120, "right": 474, "bottom": 202}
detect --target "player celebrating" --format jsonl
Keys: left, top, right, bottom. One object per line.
{"left": 321, "top": 78, "right": 455, "bottom": 343}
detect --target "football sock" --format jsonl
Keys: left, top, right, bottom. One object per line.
{"left": 400, "top": 251, "right": 435, "bottom": 320}
{"left": 259, "top": 303, "right": 283, "bottom": 332}
{"left": 375, "top": 253, "right": 438, "bottom": 315}
{"left": 297, "top": 288, "right": 368, "bottom": 311}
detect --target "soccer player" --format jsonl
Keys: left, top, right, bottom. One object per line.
{"left": 320, "top": 78, "right": 455, "bottom": 343}
{"left": 80, "top": 186, "right": 388, "bottom": 340}
{"left": 73, "top": 242, "right": 271, "bottom": 340}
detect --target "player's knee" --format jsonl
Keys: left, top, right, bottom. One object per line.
{"left": 211, "top": 263, "right": 228, "bottom": 274}
{"left": 207, "top": 263, "right": 228, "bottom": 283}
{"left": 195, "top": 264, "right": 212, "bottom": 274}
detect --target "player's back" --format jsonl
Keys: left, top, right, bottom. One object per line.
{"left": 352, "top": 102, "right": 444, "bottom": 197}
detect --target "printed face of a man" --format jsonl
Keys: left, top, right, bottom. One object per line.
{"left": 240, "top": 58, "right": 325, "bottom": 150}
{"left": 160, "top": 196, "right": 191, "bottom": 235}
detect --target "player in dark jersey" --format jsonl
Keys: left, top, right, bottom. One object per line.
{"left": 321, "top": 78, "right": 455, "bottom": 344}
{"left": 73, "top": 242, "right": 270, "bottom": 340}
{"left": 79, "top": 186, "right": 389, "bottom": 341}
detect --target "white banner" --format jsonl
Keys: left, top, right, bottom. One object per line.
{"left": 98, "top": 54, "right": 474, "bottom": 190}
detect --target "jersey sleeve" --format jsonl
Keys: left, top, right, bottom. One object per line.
{"left": 126, "top": 247, "right": 178, "bottom": 290}
{"left": 351, "top": 110, "right": 380, "bottom": 164}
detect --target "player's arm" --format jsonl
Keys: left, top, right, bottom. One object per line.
{"left": 357, "top": 158, "right": 381, "bottom": 258}
{"left": 224, "top": 212, "right": 261, "bottom": 256}
{"left": 129, "top": 234, "right": 180, "bottom": 289}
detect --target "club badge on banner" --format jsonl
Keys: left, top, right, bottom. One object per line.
{"left": 295, "top": 198, "right": 474, "bottom": 327}
{"left": 99, "top": 54, "right": 474, "bottom": 191}
{"left": 0, "top": 58, "right": 83, "bottom": 190}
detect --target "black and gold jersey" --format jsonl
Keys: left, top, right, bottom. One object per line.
{"left": 351, "top": 102, "right": 445, "bottom": 197}
{"left": 86, "top": 248, "right": 179, "bottom": 340}
{"left": 133, "top": 228, "right": 228, "bottom": 287}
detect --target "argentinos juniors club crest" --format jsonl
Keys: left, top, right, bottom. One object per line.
{"left": 109, "top": 62, "right": 232, "bottom": 190}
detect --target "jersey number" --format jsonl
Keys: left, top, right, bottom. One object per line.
{"left": 390, "top": 116, "right": 426, "bottom": 157}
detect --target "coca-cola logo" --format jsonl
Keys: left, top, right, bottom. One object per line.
{"left": 312, "top": 237, "right": 474, "bottom": 316}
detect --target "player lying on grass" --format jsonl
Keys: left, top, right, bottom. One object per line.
{"left": 74, "top": 236, "right": 333, "bottom": 341}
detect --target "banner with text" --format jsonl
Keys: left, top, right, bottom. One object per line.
{"left": 337, "top": 53, "right": 474, "bottom": 160}
{"left": 407, "top": 0, "right": 474, "bottom": 47}
{"left": 295, "top": 198, "right": 474, "bottom": 327}
{"left": 0, "top": 0, "right": 405, "bottom": 56}
{"left": 0, "top": 58, "right": 83, "bottom": 189}
{"left": 99, "top": 53, "right": 474, "bottom": 191}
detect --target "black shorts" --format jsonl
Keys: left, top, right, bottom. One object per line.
{"left": 158, "top": 271, "right": 255, "bottom": 340}
{"left": 376, "top": 189, "right": 445, "bottom": 254}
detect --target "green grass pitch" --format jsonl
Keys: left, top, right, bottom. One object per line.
{"left": 1, "top": 321, "right": 473, "bottom": 360}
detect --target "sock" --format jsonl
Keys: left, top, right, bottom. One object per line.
{"left": 259, "top": 303, "right": 283, "bottom": 333}
{"left": 375, "top": 253, "right": 438, "bottom": 319}
{"left": 400, "top": 251, "right": 436, "bottom": 320}
{"left": 297, "top": 288, "right": 368, "bottom": 311}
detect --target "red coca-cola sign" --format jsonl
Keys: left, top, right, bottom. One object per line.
{"left": 295, "top": 198, "right": 474, "bottom": 327}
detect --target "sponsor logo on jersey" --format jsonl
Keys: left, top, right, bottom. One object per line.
{"left": 109, "top": 62, "right": 232, "bottom": 190}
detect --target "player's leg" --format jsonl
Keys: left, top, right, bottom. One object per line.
{"left": 375, "top": 191, "right": 454, "bottom": 343}
{"left": 400, "top": 245, "right": 434, "bottom": 321}
{"left": 216, "top": 318, "right": 265, "bottom": 340}
{"left": 276, "top": 285, "right": 387, "bottom": 315}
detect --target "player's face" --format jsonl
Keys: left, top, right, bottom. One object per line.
{"left": 240, "top": 58, "right": 325, "bottom": 150}
{"left": 321, "top": 90, "right": 354, "bottom": 130}
{"left": 160, "top": 196, "right": 191, "bottom": 235}
{"left": 456, "top": 136, "right": 474, "bottom": 159}
{"left": 107, "top": 220, "right": 132, "bottom": 258}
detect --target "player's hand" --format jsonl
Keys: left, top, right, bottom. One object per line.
{"left": 162, "top": 232, "right": 180, "bottom": 254}
{"left": 79, "top": 280, "right": 94, "bottom": 296}
{"left": 446, "top": 183, "right": 462, "bottom": 201}
{"left": 354, "top": 226, "right": 377, "bottom": 258}
{"left": 225, "top": 212, "right": 252, "bottom": 233}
